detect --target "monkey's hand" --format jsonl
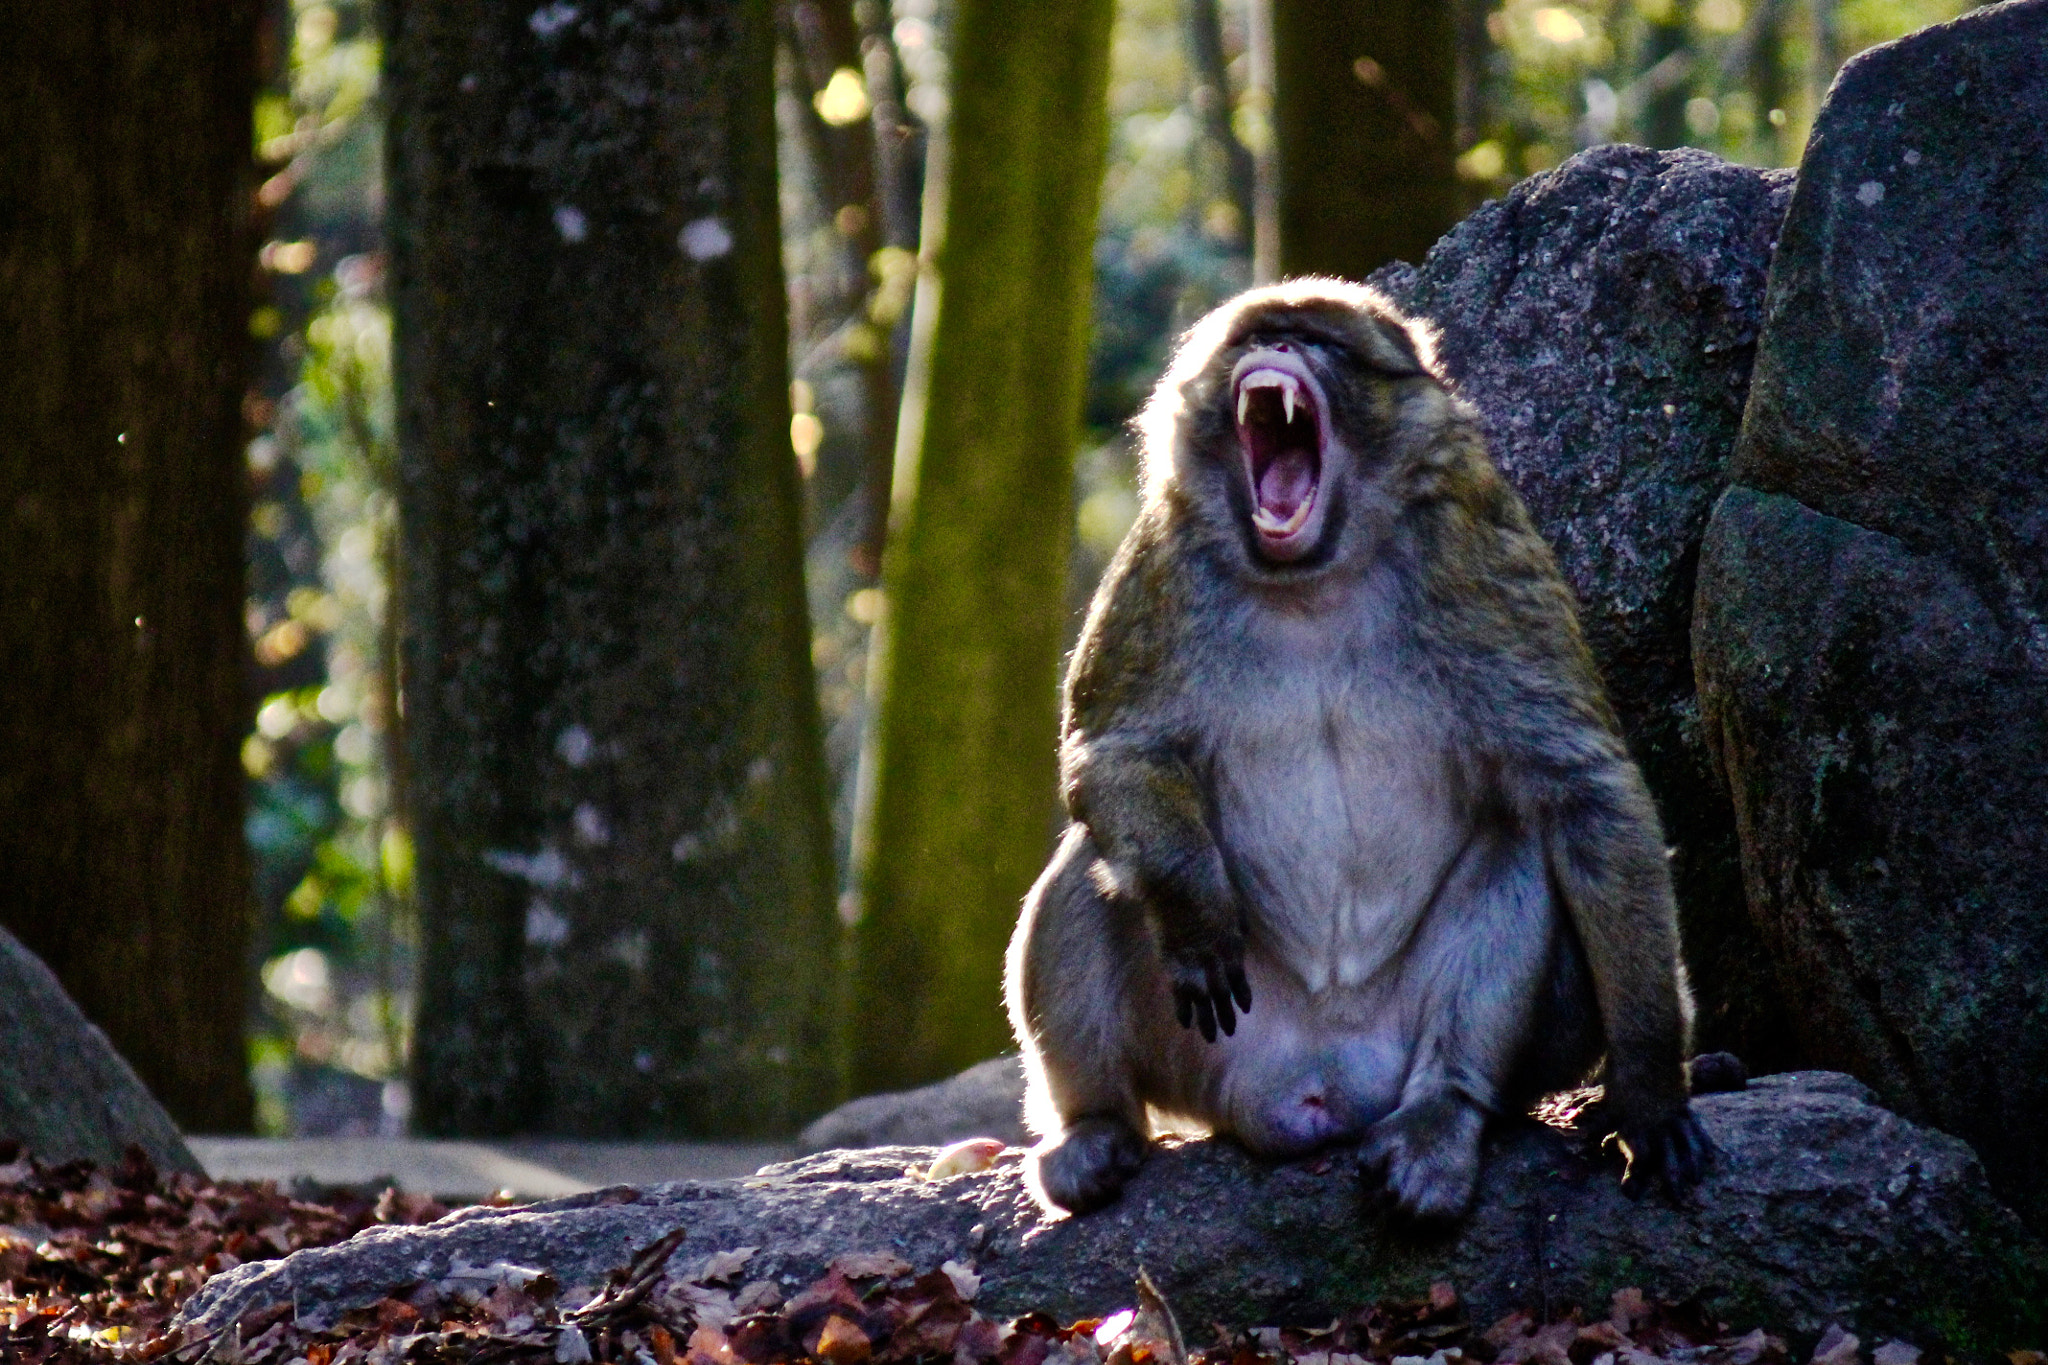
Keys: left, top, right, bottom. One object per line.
{"left": 1613, "top": 1105, "right": 1716, "bottom": 1200}
{"left": 1158, "top": 917, "right": 1252, "bottom": 1043}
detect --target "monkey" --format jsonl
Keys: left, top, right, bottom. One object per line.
{"left": 1003, "top": 278, "right": 1712, "bottom": 1220}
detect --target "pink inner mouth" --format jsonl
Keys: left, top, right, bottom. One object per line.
{"left": 1235, "top": 365, "right": 1323, "bottom": 543}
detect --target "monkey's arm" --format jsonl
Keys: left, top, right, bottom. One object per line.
{"left": 1058, "top": 511, "right": 1251, "bottom": 1042}
{"left": 1536, "top": 755, "right": 1713, "bottom": 1196}
{"left": 1426, "top": 479, "right": 1709, "bottom": 1196}
{"left": 1063, "top": 737, "right": 1252, "bottom": 1043}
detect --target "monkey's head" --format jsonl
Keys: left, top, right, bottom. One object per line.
{"left": 1138, "top": 278, "right": 1455, "bottom": 579}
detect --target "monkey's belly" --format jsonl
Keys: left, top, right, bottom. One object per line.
{"left": 1196, "top": 949, "right": 1425, "bottom": 1162}
{"left": 1191, "top": 738, "right": 1532, "bottom": 1155}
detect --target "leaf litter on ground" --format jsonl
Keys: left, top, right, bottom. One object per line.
{"left": 0, "top": 1144, "right": 1964, "bottom": 1365}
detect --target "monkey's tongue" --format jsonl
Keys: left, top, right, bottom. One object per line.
{"left": 1255, "top": 449, "right": 1316, "bottom": 526}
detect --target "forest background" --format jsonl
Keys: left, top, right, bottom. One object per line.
{"left": 0, "top": 0, "right": 1972, "bottom": 1140}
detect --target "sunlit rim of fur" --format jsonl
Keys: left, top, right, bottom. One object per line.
{"left": 1135, "top": 275, "right": 1443, "bottom": 506}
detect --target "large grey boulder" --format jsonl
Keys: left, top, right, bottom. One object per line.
{"left": 177, "top": 1075, "right": 2045, "bottom": 1356}
{"left": 1692, "top": 0, "right": 2048, "bottom": 1233}
{"left": 1373, "top": 145, "right": 1794, "bottom": 1067}
{"left": 799, "top": 1054, "right": 1028, "bottom": 1153}
{"left": 0, "top": 923, "right": 201, "bottom": 1174}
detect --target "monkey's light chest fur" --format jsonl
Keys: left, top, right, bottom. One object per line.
{"left": 1210, "top": 581, "right": 1468, "bottom": 999}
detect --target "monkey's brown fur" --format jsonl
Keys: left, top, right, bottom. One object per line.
{"left": 1005, "top": 278, "right": 1708, "bottom": 1218}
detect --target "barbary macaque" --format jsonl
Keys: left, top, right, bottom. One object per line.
{"left": 1005, "top": 279, "right": 1711, "bottom": 1218}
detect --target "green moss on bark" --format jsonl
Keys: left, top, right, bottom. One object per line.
{"left": 849, "top": 0, "right": 1116, "bottom": 1093}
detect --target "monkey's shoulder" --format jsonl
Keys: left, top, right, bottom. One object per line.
{"left": 1064, "top": 504, "right": 1212, "bottom": 728}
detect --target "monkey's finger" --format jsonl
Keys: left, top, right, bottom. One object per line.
{"left": 1205, "top": 959, "right": 1237, "bottom": 1036}
{"left": 1192, "top": 991, "right": 1218, "bottom": 1044}
{"left": 1174, "top": 985, "right": 1195, "bottom": 1031}
{"left": 1227, "top": 962, "right": 1253, "bottom": 1014}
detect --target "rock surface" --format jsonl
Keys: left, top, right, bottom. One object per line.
{"left": 178, "top": 1075, "right": 2045, "bottom": 1355}
{"left": 1373, "top": 145, "right": 1794, "bottom": 1067}
{"left": 0, "top": 924, "right": 201, "bottom": 1174}
{"left": 1693, "top": 0, "right": 2048, "bottom": 1233}
{"left": 799, "top": 1055, "right": 1029, "bottom": 1153}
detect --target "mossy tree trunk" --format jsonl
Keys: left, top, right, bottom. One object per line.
{"left": 388, "top": 0, "right": 839, "bottom": 1136}
{"left": 848, "top": 0, "right": 1115, "bottom": 1094}
{"left": 1271, "top": 0, "right": 1457, "bottom": 280}
{"left": 0, "top": 0, "right": 260, "bottom": 1133}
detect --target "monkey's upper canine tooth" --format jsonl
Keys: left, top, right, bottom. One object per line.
{"left": 1238, "top": 388, "right": 1250, "bottom": 425}
{"left": 1282, "top": 378, "right": 1298, "bottom": 425}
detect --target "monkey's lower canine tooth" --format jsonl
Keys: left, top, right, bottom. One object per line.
{"left": 1252, "top": 503, "right": 1309, "bottom": 535}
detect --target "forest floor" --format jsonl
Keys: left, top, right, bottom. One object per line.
{"left": 0, "top": 1145, "right": 1999, "bottom": 1365}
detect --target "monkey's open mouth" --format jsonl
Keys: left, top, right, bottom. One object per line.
{"left": 1232, "top": 351, "right": 1327, "bottom": 561}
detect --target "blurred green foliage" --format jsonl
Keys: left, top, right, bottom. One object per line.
{"left": 243, "top": 0, "right": 406, "bottom": 1136}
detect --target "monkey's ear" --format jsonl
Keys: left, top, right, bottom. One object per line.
{"left": 1357, "top": 311, "right": 1438, "bottom": 379}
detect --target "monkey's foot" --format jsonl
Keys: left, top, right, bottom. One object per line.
{"left": 1359, "top": 1091, "right": 1485, "bottom": 1221}
{"left": 1030, "top": 1115, "right": 1147, "bottom": 1214}
{"left": 1616, "top": 1106, "right": 1715, "bottom": 1200}
{"left": 1687, "top": 1051, "right": 1748, "bottom": 1095}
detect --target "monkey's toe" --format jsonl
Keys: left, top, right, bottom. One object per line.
{"left": 1618, "top": 1107, "right": 1716, "bottom": 1201}
{"left": 1359, "top": 1093, "right": 1484, "bottom": 1222}
{"left": 1031, "top": 1116, "right": 1147, "bottom": 1215}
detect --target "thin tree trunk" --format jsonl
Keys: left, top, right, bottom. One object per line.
{"left": 786, "top": 0, "right": 910, "bottom": 580}
{"left": 1270, "top": 0, "right": 1458, "bottom": 280}
{"left": 1455, "top": 0, "right": 1493, "bottom": 154}
{"left": 0, "top": 0, "right": 260, "bottom": 1133}
{"left": 1747, "top": 0, "right": 1787, "bottom": 164}
{"left": 1810, "top": 0, "right": 1842, "bottom": 103}
{"left": 389, "top": 0, "right": 840, "bottom": 1136}
{"left": 848, "top": 0, "right": 1116, "bottom": 1094}
{"left": 1185, "top": 0, "right": 1257, "bottom": 241}
{"left": 1247, "top": 0, "right": 1280, "bottom": 283}
{"left": 1640, "top": 2, "right": 1694, "bottom": 149}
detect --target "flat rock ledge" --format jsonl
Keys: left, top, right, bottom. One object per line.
{"left": 178, "top": 1075, "right": 2044, "bottom": 1356}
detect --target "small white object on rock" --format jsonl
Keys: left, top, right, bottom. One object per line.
{"left": 530, "top": 3, "right": 578, "bottom": 37}
{"left": 924, "top": 1137, "right": 1004, "bottom": 1180}
{"left": 1856, "top": 180, "right": 1885, "bottom": 206}
{"left": 680, "top": 217, "right": 734, "bottom": 261}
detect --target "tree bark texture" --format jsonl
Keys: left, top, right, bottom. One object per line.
{"left": 0, "top": 0, "right": 259, "bottom": 1133}
{"left": 1271, "top": 0, "right": 1457, "bottom": 281}
{"left": 848, "top": 0, "right": 1115, "bottom": 1093}
{"left": 388, "top": 0, "right": 839, "bottom": 1137}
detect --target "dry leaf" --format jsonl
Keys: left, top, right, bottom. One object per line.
{"left": 695, "top": 1247, "right": 759, "bottom": 1285}
{"left": 941, "top": 1259, "right": 982, "bottom": 1302}
{"left": 833, "top": 1251, "right": 915, "bottom": 1281}
{"left": 1810, "top": 1325, "right": 1859, "bottom": 1365}
{"left": 816, "top": 1313, "right": 875, "bottom": 1365}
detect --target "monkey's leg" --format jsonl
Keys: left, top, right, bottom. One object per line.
{"left": 1006, "top": 825, "right": 1152, "bottom": 1214}
{"left": 1360, "top": 828, "right": 1556, "bottom": 1220}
